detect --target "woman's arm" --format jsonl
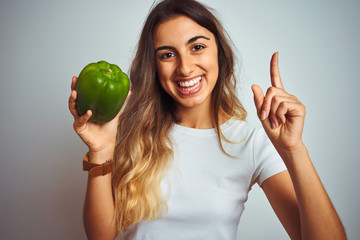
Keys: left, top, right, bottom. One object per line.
{"left": 252, "top": 52, "right": 346, "bottom": 239}
{"left": 262, "top": 146, "right": 346, "bottom": 239}
{"left": 68, "top": 76, "right": 127, "bottom": 239}
{"left": 83, "top": 151, "right": 118, "bottom": 240}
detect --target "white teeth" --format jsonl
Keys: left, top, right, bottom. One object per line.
{"left": 178, "top": 76, "right": 202, "bottom": 88}
{"left": 183, "top": 81, "right": 200, "bottom": 91}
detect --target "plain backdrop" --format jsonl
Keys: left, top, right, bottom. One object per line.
{"left": 0, "top": 0, "right": 359, "bottom": 239}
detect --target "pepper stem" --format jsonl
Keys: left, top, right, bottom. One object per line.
{"left": 107, "top": 68, "right": 112, "bottom": 73}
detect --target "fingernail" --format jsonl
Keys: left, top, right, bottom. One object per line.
{"left": 261, "top": 110, "right": 267, "bottom": 120}
{"left": 271, "top": 121, "right": 277, "bottom": 129}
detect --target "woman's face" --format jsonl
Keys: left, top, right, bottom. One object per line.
{"left": 154, "top": 15, "right": 219, "bottom": 111}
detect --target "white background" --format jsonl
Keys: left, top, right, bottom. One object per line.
{"left": 0, "top": 0, "right": 359, "bottom": 239}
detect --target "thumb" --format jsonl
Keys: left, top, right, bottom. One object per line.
{"left": 251, "top": 84, "right": 265, "bottom": 119}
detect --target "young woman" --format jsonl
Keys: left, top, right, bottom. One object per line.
{"left": 68, "top": 0, "right": 346, "bottom": 239}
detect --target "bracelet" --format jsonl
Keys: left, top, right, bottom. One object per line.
{"left": 82, "top": 153, "right": 114, "bottom": 177}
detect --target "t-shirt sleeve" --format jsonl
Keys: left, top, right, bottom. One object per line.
{"left": 251, "top": 127, "right": 287, "bottom": 187}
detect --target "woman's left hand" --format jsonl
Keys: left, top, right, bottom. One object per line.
{"left": 252, "top": 52, "right": 306, "bottom": 152}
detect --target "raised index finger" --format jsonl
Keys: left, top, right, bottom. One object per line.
{"left": 270, "top": 52, "right": 284, "bottom": 89}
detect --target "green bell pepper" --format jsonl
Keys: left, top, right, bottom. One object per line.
{"left": 75, "top": 61, "right": 130, "bottom": 123}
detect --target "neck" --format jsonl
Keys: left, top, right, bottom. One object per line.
{"left": 176, "top": 102, "right": 214, "bottom": 129}
{"left": 175, "top": 101, "right": 231, "bottom": 129}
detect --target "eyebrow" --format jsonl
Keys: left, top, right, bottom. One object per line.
{"left": 155, "top": 35, "right": 210, "bottom": 52}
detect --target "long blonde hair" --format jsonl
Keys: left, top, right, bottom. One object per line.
{"left": 112, "top": 0, "right": 247, "bottom": 235}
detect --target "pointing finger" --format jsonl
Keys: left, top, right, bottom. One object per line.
{"left": 270, "top": 52, "right": 284, "bottom": 89}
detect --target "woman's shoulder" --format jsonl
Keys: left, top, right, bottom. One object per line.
{"left": 222, "top": 118, "right": 269, "bottom": 143}
{"left": 222, "top": 117, "right": 256, "bottom": 133}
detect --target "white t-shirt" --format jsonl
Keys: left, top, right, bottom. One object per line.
{"left": 123, "top": 118, "right": 286, "bottom": 240}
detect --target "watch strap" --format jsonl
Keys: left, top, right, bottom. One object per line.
{"left": 82, "top": 153, "right": 114, "bottom": 177}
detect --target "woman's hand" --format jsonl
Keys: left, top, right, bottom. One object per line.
{"left": 68, "top": 76, "right": 130, "bottom": 161}
{"left": 252, "top": 52, "right": 306, "bottom": 153}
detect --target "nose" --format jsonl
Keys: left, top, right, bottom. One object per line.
{"left": 176, "top": 54, "right": 195, "bottom": 77}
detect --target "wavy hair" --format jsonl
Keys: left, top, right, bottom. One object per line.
{"left": 112, "top": 0, "right": 247, "bottom": 235}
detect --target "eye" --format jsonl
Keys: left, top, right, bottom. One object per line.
{"left": 160, "top": 52, "right": 175, "bottom": 60}
{"left": 192, "top": 44, "right": 205, "bottom": 51}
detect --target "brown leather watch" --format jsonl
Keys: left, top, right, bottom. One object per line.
{"left": 82, "top": 153, "right": 114, "bottom": 177}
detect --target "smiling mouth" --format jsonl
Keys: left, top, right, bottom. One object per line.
{"left": 176, "top": 76, "right": 202, "bottom": 92}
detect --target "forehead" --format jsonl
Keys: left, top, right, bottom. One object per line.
{"left": 153, "top": 15, "right": 213, "bottom": 46}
